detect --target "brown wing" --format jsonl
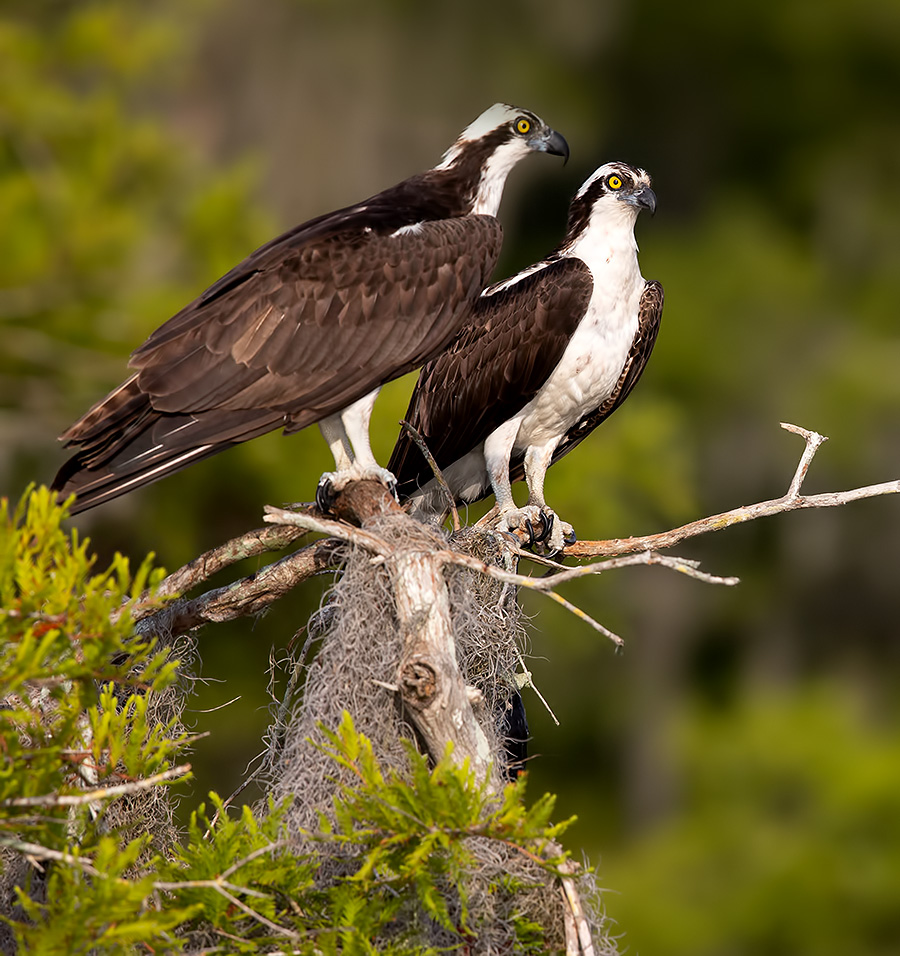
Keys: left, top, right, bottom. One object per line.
{"left": 53, "top": 215, "right": 502, "bottom": 513}
{"left": 509, "top": 278, "right": 664, "bottom": 483}
{"left": 128, "top": 216, "right": 502, "bottom": 430}
{"left": 389, "top": 258, "right": 594, "bottom": 497}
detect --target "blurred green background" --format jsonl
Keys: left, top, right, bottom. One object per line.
{"left": 3, "top": 1, "right": 900, "bottom": 951}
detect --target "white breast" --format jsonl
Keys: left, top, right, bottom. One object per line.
{"left": 513, "top": 226, "right": 645, "bottom": 450}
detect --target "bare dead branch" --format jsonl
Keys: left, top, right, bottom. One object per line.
{"left": 2, "top": 764, "right": 191, "bottom": 808}
{"left": 262, "top": 505, "right": 393, "bottom": 556}
{"left": 154, "top": 522, "right": 313, "bottom": 599}
{"left": 429, "top": 546, "right": 738, "bottom": 647}
{"left": 131, "top": 422, "right": 895, "bottom": 653}
{"left": 133, "top": 538, "right": 343, "bottom": 637}
{"left": 567, "top": 422, "right": 900, "bottom": 559}
{"left": 399, "top": 419, "right": 461, "bottom": 532}
{"left": 123, "top": 521, "right": 319, "bottom": 626}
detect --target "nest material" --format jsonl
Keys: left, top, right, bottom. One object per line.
{"left": 265, "top": 512, "right": 618, "bottom": 954}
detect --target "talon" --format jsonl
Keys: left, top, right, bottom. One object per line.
{"left": 563, "top": 526, "right": 577, "bottom": 547}
{"left": 524, "top": 519, "right": 537, "bottom": 549}
{"left": 537, "top": 510, "right": 553, "bottom": 543}
{"left": 315, "top": 476, "right": 336, "bottom": 514}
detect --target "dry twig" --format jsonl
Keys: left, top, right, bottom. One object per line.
{"left": 2, "top": 765, "right": 191, "bottom": 808}
{"left": 400, "top": 419, "right": 461, "bottom": 532}
{"left": 568, "top": 422, "right": 899, "bottom": 558}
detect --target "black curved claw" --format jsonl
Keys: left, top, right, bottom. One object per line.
{"left": 523, "top": 519, "right": 537, "bottom": 549}
{"left": 535, "top": 510, "right": 554, "bottom": 543}
{"left": 562, "top": 526, "right": 577, "bottom": 547}
{"left": 315, "top": 476, "right": 336, "bottom": 514}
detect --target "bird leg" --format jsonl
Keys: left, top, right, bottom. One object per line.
{"left": 482, "top": 420, "right": 568, "bottom": 552}
{"left": 521, "top": 442, "right": 576, "bottom": 554}
{"left": 316, "top": 389, "right": 398, "bottom": 512}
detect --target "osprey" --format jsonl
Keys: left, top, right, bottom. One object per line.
{"left": 52, "top": 104, "right": 569, "bottom": 515}
{"left": 389, "top": 161, "right": 663, "bottom": 552}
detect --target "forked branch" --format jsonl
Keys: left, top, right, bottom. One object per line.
{"left": 567, "top": 422, "right": 899, "bottom": 558}
{"left": 132, "top": 423, "right": 899, "bottom": 642}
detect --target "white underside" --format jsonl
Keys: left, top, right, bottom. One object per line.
{"left": 407, "top": 210, "right": 646, "bottom": 519}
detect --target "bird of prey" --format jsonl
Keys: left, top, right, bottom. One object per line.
{"left": 52, "top": 104, "right": 569, "bottom": 515}
{"left": 389, "top": 161, "right": 663, "bottom": 552}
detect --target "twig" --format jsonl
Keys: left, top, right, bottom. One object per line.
{"left": 432, "top": 547, "right": 737, "bottom": 647}
{"left": 540, "top": 589, "right": 624, "bottom": 648}
{"left": 2, "top": 764, "right": 191, "bottom": 808}
{"left": 219, "top": 840, "right": 291, "bottom": 882}
{"left": 513, "top": 653, "right": 559, "bottom": 726}
{"left": 567, "top": 422, "right": 900, "bottom": 559}
{"left": 781, "top": 422, "right": 827, "bottom": 498}
{"left": 399, "top": 419, "right": 461, "bottom": 532}
{"left": 152, "top": 878, "right": 300, "bottom": 939}
{"left": 133, "top": 538, "right": 342, "bottom": 636}
{"left": 0, "top": 837, "right": 100, "bottom": 876}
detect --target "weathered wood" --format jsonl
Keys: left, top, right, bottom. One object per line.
{"left": 330, "top": 479, "right": 403, "bottom": 525}
{"left": 388, "top": 549, "right": 496, "bottom": 788}
{"left": 330, "top": 480, "right": 498, "bottom": 788}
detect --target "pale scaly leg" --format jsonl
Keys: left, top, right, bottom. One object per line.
{"left": 483, "top": 416, "right": 556, "bottom": 549}
{"left": 483, "top": 416, "right": 523, "bottom": 519}
{"left": 523, "top": 441, "right": 575, "bottom": 552}
{"left": 316, "top": 388, "right": 397, "bottom": 510}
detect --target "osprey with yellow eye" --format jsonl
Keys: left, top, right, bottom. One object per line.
{"left": 390, "top": 161, "right": 663, "bottom": 553}
{"left": 52, "top": 104, "right": 569, "bottom": 514}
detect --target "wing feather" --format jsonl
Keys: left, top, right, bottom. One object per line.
{"left": 131, "top": 216, "right": 500, "bottom": 420}
{"left": 390, "top": 258, "right": 594, "bottom": 494}
{"left": 54, "top": 213, "right": 502, "bottom": 510}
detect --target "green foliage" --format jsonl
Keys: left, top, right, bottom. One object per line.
{"left": 0, "top": 487, "right": 181, "bottom": 835}
{"left": 0, "top": 0, "right": 273, "bottom": 501}
{"left": 315, "top": 713, "right": 573, "bottom": 946}
{"left": 158, "top": 717, "right": 576, "bottom": 952}
{"left": 0, "top": 488, "right": 574, "bottom": 950}
{"left": 10, "top": 837, "right": 194, "bottom": 956}
{"left": 0, "top": 486, "right": 192, "bottom": 949}
{"left": 162, "top": 796, "right": 315, "bottom": 951}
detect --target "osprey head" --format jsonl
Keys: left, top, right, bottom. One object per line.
{"left": 573, "top": 162, "right": 656, "bottom": 215}
{"left": 438, "top": 104, "right": 569, "bottom": 216}
{"left": 562, "top": 161, "right": 656, "bottom": 245}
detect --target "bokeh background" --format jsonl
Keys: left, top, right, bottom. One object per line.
{"left": 3, "top": 1, "right": 900, "bottom": 952}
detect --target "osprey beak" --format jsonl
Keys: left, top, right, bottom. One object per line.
{"left": 533, "top": 128, "right": 570, "bottom": 165}
{"left": 625, "top": 184, "right": 657, "bottom": 216}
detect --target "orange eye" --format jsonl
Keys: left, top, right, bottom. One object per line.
{"left": 516, "top": 117, "right": 531, "bottom": 135}
{"left": 607, "top": 175, "right": 623, "bottom": 190}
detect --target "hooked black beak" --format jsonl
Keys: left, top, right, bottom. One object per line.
{"left": 533, "top": 128, "right": 570, "bottom": 165}
{"left": 622, "top": 184, "right": 657, "bottom": 215}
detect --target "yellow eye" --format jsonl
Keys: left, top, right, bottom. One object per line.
{"left": 516, "top": 117, "right": 531, "bottom": 135}
{"left": 607, "top": 175, "right": 623, "bottom": 190}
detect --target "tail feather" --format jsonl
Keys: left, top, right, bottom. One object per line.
{"left": 53, "top": 386, "right": 285, "bottom": 514}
